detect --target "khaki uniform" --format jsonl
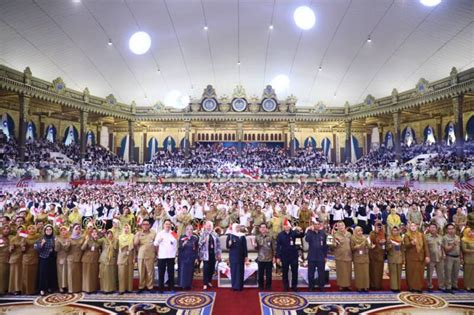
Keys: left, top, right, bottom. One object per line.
{"left": 135, "top": 230, "right": 157, "bottom": 290}
{"left": 251, "top": 212, "right": 266, "bottom": 235}
{"left": 332, "top": 232, "right": 352, "bottom": 288}
{"left": 55, "top": 237, "right": 70, "bottom": 290}
{"left": 298, "top": 209, "right": 312, "bottom": 232}
{"left": 0, "top": 235, "right": 10, "bottom": 294}
{"left": 443, "top": 234, "right": 460, "bottom": 290}
{"left": 118, "top": 243, "right": 135, "bottom": 293}
{"left": 387, "top": 237, "right": 404, "bottom": 291}
{"left": 461, "top": 240, "right": 474, "bottom": 290}
{"left": 368, "top": 232, "right": 385, "bottom": 290}
{"left": 99, "top": 239, "right": 118, "bottom": 292}
{"left": 66, "top": 237, "right": 84, "bottom": 293}
{"left": 22, "top": 238, "right": 39, "bottom": 294}
{"left": 351, "top": 238, "right": 370, "bottom": 290}
{"left": 403, "top": 232, "right": 429, "bottom": 291}
{"left": 8, "top": 236, "right": 22, "bottom": 293}
{"left": 426, "top": 233, "right": 445, "bottom": 290}
{"left": 81, "top": 238, "right": 100, "bottom": 293}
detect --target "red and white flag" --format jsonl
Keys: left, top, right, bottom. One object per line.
{"left": 454, "top": 177, "right": 474, "bottom": 191}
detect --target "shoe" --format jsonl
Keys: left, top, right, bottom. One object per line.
{"left": 258, "top": 287, "right": 264, "bottom": 291}
{"left": 266, "top": 287, "right": 272, "bottom": 291}
{"left": 203, "top": 285, "right": 207, "bottom": 290}
{"left": 310, "top": 287, "right": 315, "bottom": 292}
{"left": 40, "top": 290, "right": 45, "bottom": 296}
{"left": 427, "top": 288, "right": 433, "bottom": 293}
{"left": 320, "top": 288, "right": 325, "bottom": 293}
{"left": 284, "top": 287, "right": 289, "bottom": 292}
{"left": 208, "top": 283, "right": 213, "bottom": 288}
{"left": 292, "top": 288, "right": 298, "bottom": 292}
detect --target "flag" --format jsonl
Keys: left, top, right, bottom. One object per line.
{"left": 158, "top": 177, "right": 164, "bottom": 184}
{"left": 240, "top": 168, "right": 259, "bottom": 180}
{"left": 359, "top": 178, "right": 364, "bottom": 186}
{"left": 19, "top": 229, "right": 28, "bottom": 238}
{"left": 454, "top": 177, "right": 474, "bottom": 190}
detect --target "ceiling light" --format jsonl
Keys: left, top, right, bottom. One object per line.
{"left": 269, "top": 24, "right": 274, "bottom": 30}
{"left": 237, "top": 61, "right": 241, "bottom": 66}
{"left": 107, "top": 39, "right": 113, "bottom": 46}
{"left": 294, "top": 6, "right": 316, "bottom": 30}
{"left": 164, "top": 90, "right": 190, "bottom": 109}
{"left": 204, "top": 25, "right": 208, "bottom": 30}
{"left": 420, "top": 0, "right": 441, "bottom": 7}
{"left": 72, "top": 0, "right": 81, "bottom": 3}
{"left": 129, "top": 31, "right": 151, "bottom": 55}
{"left": 157, "top": 68, "right": 161, "bottom": 73}
{"left": 333, "top": 93, "right": 337, "bottom": 98}
{"left": 271, "top": 74, "right": 290, "bottom": 97}
{"left": 367, "top": 35, "right": 372, "bottom": 43}
{"left": 318, "top": 66, "right": 322, "bottom": 72}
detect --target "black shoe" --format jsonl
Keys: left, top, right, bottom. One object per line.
{"left": 320, "top": 288, "right": 325, "bottom": 293}
{"left": 416, "top": 290, "right": 422, "bottom": 293}
{"left": 266, "top": 287, "right": 272, "bottom": 291}
{"left": 310, "top": 287, "right": 315, "bottom": 292}
{"left": 258, "top": 287, "right": 264, "bottom": 291}
{"left": 427, "top": 288, "right": 433, "bottom": 293}
{"left": 284, "top": 287, "right": 289, "bottom": 292}
{"left": 292, "top": 288, "right": 298, "bottom": 292}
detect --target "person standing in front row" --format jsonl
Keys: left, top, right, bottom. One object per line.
{"left": 117, "top": 224, "right": 134, "bottom": 294}
{"left": 387, "top": 226, "right": 403, "bottom": 292}
{"left": 276, "top": 219, "right": 304, "bottom": 292}
{"left": 35, "top": 224, "right": 57, "bottom": 296}
{"left": 443, "top": 223, "right": 461, "bottom": 293}
{"left": 134, "top": 219, "right": 157, "bottom": 293}
{"left": 0, "top": 225, "right": 11, "bottom": 295}
{"left": 404, "top": 222, "right": 430, "bottom": 293}
{"left": 368, "top": 222, "right": 386, "bottom": 291}
{"left": 154, "top": 219, "right": 178, "bottom": 293}
{"left": 425, "top": 222, "right": 445, "bottom": 292}
{"left": 178, "top": 225, "right": 199, "bottom": 290}
{"left": 199, "top": 221, "right": 221, "bottom": 290}
{"left": 226, "top": 223, "right": 248, "bottom": 291}
{"left": 461, "top": 228, "right": 474, "bottom": 291}
{"left": 305, "top": 219, "right": 328, "bottom": 292}
{"left": 332, "top": 221, "right": 352, "bottom": 291}
{"left": 254, "top": 223, "right": 275, "bottom": 291}
{"left": 351, "top": 226, "right": 370, "bottom": 293}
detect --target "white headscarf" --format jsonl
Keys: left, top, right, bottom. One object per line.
{"left": 231, "top": 223, "right": 245, "bottom": 237}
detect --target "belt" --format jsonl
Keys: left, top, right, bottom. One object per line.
{"left": 446, "top": 254, "right": 459, "bottom": 258}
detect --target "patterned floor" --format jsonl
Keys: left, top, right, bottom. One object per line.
{"left": 259, "top": 291, "right": 474, "bottom": 314}
{"left": 0, "top": 291, "right": 215, "bottom": 314}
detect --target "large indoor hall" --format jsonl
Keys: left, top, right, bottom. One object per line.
{"left": 0, "top": 0, "right": 473, "bottom": 314}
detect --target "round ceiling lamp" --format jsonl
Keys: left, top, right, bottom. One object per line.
{"left": 419, "top": 0, "right": 441, "bottom": 6}
{"left": 294, "top": 6, "right": 316, "bottom": 30}
{"left": 271, "top": 74, "right": 290, "bottom": 96}
{"left": 129, "top": 31, "right": 151, "bottom": 55}
{"left": 164, "top": 90, "right": 190, "bottom": 109}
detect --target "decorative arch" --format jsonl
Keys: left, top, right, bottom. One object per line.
{"left": 86, "top": 130, "right": 95, "bottom": 146}
{"left": 385, "top": 131, "right": 394, "bottom": 150}
{"left": 163, "top": 136, "right": 176, "bottom": 152}
{"left": 321, "top": 137, "right": 332, "bottom": 162}
{"left": 148, "top": 137, "right": 159, "bottom": 161}
{"left": 45, "top": 124, "right": 57, "bottom": 143}
{"left": 445, "top": 121, "right": 456, "bottom": 145}
{"left": 304, "top": 136, "right": 317, "bottom": 149}
{"left": 1, "top": 113, "right": 15, "bottom": 140}
{"left": 26, "top": 121, "right": 37, "bottom": 141}
{"left": 119, "top": 135, "right": 130, "bottom": 161}
{"left": 180, "top": 137, "right": 190, "bottom": 151}
{"left": 402, "top": 126, "right": 416, "bottom": 147}
{"left": 290, "top": 138, "right": 300, "bottom": 150}
{"left": 423, "top": 125, "right": 436, "bottom": 145}
{"left": 349, "top": 135, "right": 362, "bottom": 162}
{"left": 63, "top": 125, "right": 79, "bottom": 146}
{"left": 466, "top": 116, "right": 474, "bottom": 141}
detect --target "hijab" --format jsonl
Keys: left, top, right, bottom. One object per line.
{"left": 351, "top": 226, "right": 367, "bottom": 247}
{"left": 118, "top": 224, "right": 134, "bottom": 248}
{"left": 231, "top": 223, "right": 245, "bottom": 237}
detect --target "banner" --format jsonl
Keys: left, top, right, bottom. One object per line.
{"left": 69, "top": 180, "right": 114, "bottom": 187}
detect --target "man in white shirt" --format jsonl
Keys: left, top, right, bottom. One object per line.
{"left": 154, "top": 219, "right": 178, "bottom": 293}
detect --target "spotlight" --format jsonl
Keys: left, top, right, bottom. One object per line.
{"left": 367, "top": 35, "right": 372, "bottom": 43}
{"left": 204, "top": 25, "right": 208, "bottom": 30}
{"left": 107, "top": 39, "right": 113, "bottom": 46}
{"left": 318, "top": 66, "right": 322, "bottom": 72}
{"left": 269, "top": 25, "right": 274, "bottom": 30}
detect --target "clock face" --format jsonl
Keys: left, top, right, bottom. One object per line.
{"left": 202, "top": 98, "right": 217, "bottom": 112}
{"left": 232, "top": 98, "right": 247, "bottom": 112}
{"left": 262, "top": 98, "right": 277, "bottom": 112}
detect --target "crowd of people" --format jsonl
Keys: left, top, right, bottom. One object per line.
{"left": 0, "top": 182, "right": 473, "bottom": 295}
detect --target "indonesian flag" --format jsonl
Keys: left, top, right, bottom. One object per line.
{"left": 137, "top": 216, "right": 144, "bottom": 226}
{"left": 241, "top": 168, "right": 259, "bottom": 180}
{"left": 283, "top": 218, "right": 291, "bottom": 228}
{"left": 454, "top": 177, "right": 474, "bottom": 191}
{"left": 158, "top": 177, "right": 164, "bottom": 184}
{"left": 19, "top": 229, "right": 28, "bottom": 238}
{"left": 55, "top": 217, "right": 64, "bottom": 226}
{"left": 171, "top": 231, "right": 178, "bottom": 239}
{"left": 208, "top": 181, "right": 213, "bottom": 190}
{"left": 48, "top": 213, "right": 56, "bottom": 221}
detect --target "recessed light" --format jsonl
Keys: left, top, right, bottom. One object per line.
{"left": 294, "top": 6, "right": 316, "bottom": 30}
{"left": 157, "top": 68, "right": 161, "bottom": 73}
{"left": 269, "top": 25, "right": 274, "bottom": 30}
{"left": 367, "top": 35, "right": 372, "bottom": 43}
{"left": 318, "top": 66, "right": 322, "bottom": 72}
{"left": 107, "top": 39, "right": 113, "bottom": 46}
{"left": 237, "top": 61, "right": 241, "bottom": 66}
{"left": 204, "top": 25, "right": 208, "bottom": 30}
{"left": 420, "top": 0, "right": 441, "bottom": 7}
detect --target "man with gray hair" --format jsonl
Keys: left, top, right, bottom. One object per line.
{"left": 199, "top": 220, "right": 221, "bottom": 289}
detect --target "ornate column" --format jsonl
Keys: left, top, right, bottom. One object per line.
{"left": 344, "top": 120, "right": 352, "bottom": 162}
{"left": 289, "top": 121, "right": 296, "bottom": 157}
{"left": 18, "top": 93, "right": 30, "bottom": 162}
{"left": 128, "top": 120, "right": 135, "bottom": 162}
{"left": 453, "top": 94, "right": 464, "bottom": 157}
{"left": 184, "top": 120, "right": 191, "bottom": 157}
{"left": 237, "top": 120, "right": 243, "bottom": 156}
{"left": 143, "top": 127, "right": 147, "bottom": 163}
{"left": 436, "top": 117, "right": 442, "bottom": 143}
{"left": 80, "top": 110, "right": 88, "bottom": 164}
{"left": 393, "top": 111, "right": 401, "bottom": 160}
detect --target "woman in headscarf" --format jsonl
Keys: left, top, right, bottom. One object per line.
{"left": 8, "top": 225, "right": 23, "bottom": 294}
{"left": 22, "top": 224, "right": 41, "bottom": 294}
{"left": 351, "top": 226, "right": 369, "bottom": 292}
{"left": 67, "top": 223, "right": 84, "bottom": 293}
{"left": 368, "top": 222, "right": 386, "bottom": 290}
{"left": 35, "top": 224, "right": 57, "bottom": 295}
{"left": 461, "top": 228, "right": 474, "bottom": 291}
{"left": 331, "top": 221, "right": 352, "bottom": 291}
{"left": 55, "top": 225, "right": 70, "bottom": 293}
{"left": 99, "top": 230, "right": 118, "bottom": 293}
{"left": 81, "top": 228, "right": 100, "bottom": 293}
{"left": 386, "top": 207, "right": 401, "bottom": 236}
{"left": 0, "top": 225, "right": 11, "bottom": 295}
{"left": 178, "top": 225, "right": 199, "bottom": 290}
{"left": 387, "top": 226, "right": 404, "bottom": 292}
{"left": 68, "top": 208, "right": 82, "bottom": 226}
{"left": 226, "top": 223, "right": 248, "bottom": 291}
{"left": 403, "top": 222, "right": 430, "bottom": 292}
{"left": 119, "top": 207, "right": 135, "bottom": 232}
{"left": 117, "top": 223, "right": 134, "bottom": 294}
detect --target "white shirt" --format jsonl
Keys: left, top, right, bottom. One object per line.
{"left": 154, "top": 230, "right": 177, "bottom": 259}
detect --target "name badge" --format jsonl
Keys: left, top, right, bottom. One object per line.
{"left": 267, "top": 242, "right": 271, "bottom": 247}
{"left": 359, "top": 250, "right": 363, "bottom": 255}
{"left": 91, "top": 246, "right": 95, "bottom": 252}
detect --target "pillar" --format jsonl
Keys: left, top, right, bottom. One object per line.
{"left": 453, "top": 94, "right": 464, "bottom": 157}
{"left": 184, "top": 120, "right": 191, "bottom": 157}
{"left": 344, "top": 120, "right": 352, "bottom": 162}
{"left": 143, "top": 129, "right": 147, "bottom": 163}
{"left": 18, "top": 93, "right": 30, "bottom": 162}
{"left": 237, "top": 120, "right": 243, "bottom": 156}
{"left": 289, "top": 121, "right": 296, "bottom": 157}
{"left": 80, "top": 110, "right": 88, "bottom": 164}
{"left": 393, "top": 111, "right": 401, "bottom": 160}
{"left": 128, "top": 120, "right": 135, "bottom": 162}
{"left": 436, "top": 117, "right": 442, "bottom": 144}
